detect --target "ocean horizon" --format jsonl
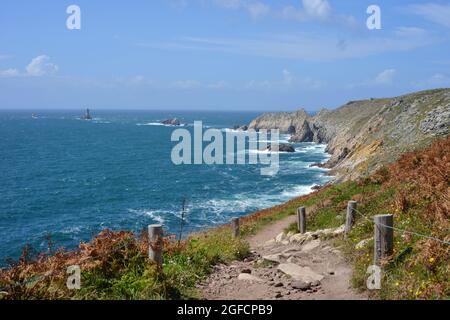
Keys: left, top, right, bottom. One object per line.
{"left": 0, "top": 110, "right": 331, "bottom": 264}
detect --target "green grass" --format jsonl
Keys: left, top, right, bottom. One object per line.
{"left": 0, "top": 227, "right": 250, "bottom": 300}
{"left": 278, "top": 176, "right": 449, "bottom": 300}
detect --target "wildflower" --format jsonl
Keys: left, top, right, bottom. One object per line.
{"left": 429, "top": 257, "right": 435, "bottom": 263}
{"left": 395, "top": 282, "right": 400, "bottom": 286}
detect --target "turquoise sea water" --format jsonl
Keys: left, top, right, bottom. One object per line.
{"left": 0, "top": 110, "right": 331, "bottom": 264}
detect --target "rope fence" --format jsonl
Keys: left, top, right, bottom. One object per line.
{"left": 352, "top": 208, "right": 450, "bottom": 245}
{"left": 3, "top": 200, "right": 449, "bottom": 294}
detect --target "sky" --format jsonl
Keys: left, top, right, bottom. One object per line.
{"left": 0, "top": 0, "right": 449, "bottom": 111}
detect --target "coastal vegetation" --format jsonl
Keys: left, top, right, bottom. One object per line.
{"left": 284, "top": 136, "right": 449, "bottom": 299}
{"left": 1, "top": 136, "right": 448, "bottom": 300}
{"left": 248, "top": 88, "right": 450, "bottom": 181}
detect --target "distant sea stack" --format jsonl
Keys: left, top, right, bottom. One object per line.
{"left": 81, "top": 108, "right": 92, "bottom": 120}
{"left": 232, "top": 125, "right": 249, "bottom": 131}
{"left": 263, "top": 143, "right": 295, "bottom": 153}
{"left": 248, "top": 88, "right": 450, "bottom": 181}
{"left": 161, "top": 118, "right": 181, "bottom": 126}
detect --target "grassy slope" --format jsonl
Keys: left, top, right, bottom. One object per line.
{"left": 1, "top": 138, "right": 449, "bottom": 300}
{"left": 285, "top": 137, "right": 449, "bottom": 299}
{"left": 322, "top": 89, "right": 450, "bottom": 180}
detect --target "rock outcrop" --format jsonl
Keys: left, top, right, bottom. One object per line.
{"left": 248, "top": 110, "right": 310, "bottom": 134}
{"left": 247, "top": 89, "right": 450, "bottom": 181}
{"left": 161, "top": 118, "right": 181, "bottom": 126}
{"left": 263, "top": 143, "right": 295, "bottom": 153}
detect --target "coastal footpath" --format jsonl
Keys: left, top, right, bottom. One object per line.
{"left": 0, "top": 90, "right": 448, "bottom": 300}
{"left": 247, "top": 88, "right": 450, "bottom": 181}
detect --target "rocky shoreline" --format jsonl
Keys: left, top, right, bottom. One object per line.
{"left": 245, "top": 88, "right": 450, "bottom": 181}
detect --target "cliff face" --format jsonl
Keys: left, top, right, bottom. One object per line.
{"left": 248, "top": 110, "right": 310, "bottom": 134}
{"left": 248, "top": 88, "right": 450, "bottom": 181}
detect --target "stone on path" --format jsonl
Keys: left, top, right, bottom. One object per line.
{"left": 264, "top": 239, "right": 276, "bottom": 247}
{"left": 262, "top": 254, "right": 283, "bottom": 263}
{"left": 291, "top": 281, "right": 311, "bottom": 290}
{"left": 277, "top": 263, "right": 324, "bottom": 283}
{"left": 275, "top": 232, "right": 286, "bottom": 243}
{"left": 237, "top": 273, "right": 264, "bottom": 282}
{"left": 301, "top": 239, "right": 321, "bottom": 253}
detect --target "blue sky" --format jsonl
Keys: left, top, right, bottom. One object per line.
{"left": 0, "top": 0, "right": 449, "bottom": 111}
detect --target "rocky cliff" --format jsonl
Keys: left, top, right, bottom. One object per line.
{"left": 248, "top": 88, "right": 450, "bottom": 181}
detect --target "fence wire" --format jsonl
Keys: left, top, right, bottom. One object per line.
{"left": 353, "top": 208, "right": 450, "bottom": 246}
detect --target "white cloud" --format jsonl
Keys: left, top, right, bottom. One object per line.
{"left": 213, "top": 0, "right": 241, "bottom": 10}
{"left": 348, "top": 69, "right": 397, "bottom": 88}
{"left": 172, "top": 80, "right": 202, "bottom": 89}
{"left": 374, "top": 69, "right": 396, "bottom": 85}
{"left": 168, "top": 0, "right": 188, "bottom": 10}
{"left": 245, "top": 69, "right": 323, "bottom": 90}
{"left": 207, "top": 80, "right": 229, "bottom": 89}
{"left": 171, "top": 79, "right": 230, "bottom": 90}
{"left": 246, "top": 2, "right": 270, "bottom": 19}
{"left": 283, "top": 69, "right": 294, "bottom": 86}
{"left": 412, "top": 73, "right": 450, "bottom": 88}
{"left": 26, "top": 55, "right": 58, "bottom": 76}
{"left": 0, "top": 68, "right": 20, "bottom": 77}
{"left": 112, "top": 75, "right": 155, "bottom": 87}
{"left": 0, "top": 55, "right": 58, "bottom": 77}
{"left": 213, "top": 0, "right": 270, "bottom": 19}
{"left": 394, "top": 26, "right": 428, "bottom": 37}
{"left": 407, "top": 3, "right": 450, "bottom": 28}
{"left": 144, "top": 27, "right": 434, "bottom": 61}
{"left": 280, "top": 0, "right": 356, "bottom": 25}
{"left": 302, "top": 0, "right": 331, "bottom": 20}
{"left": 180, "top": 0, "right": 355, "bottom": 25}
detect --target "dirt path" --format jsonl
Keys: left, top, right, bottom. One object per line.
{"left": 199, "top": 215, "right": 367, "bottom": 300}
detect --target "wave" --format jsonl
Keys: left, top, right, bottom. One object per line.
{"left": 296, "top": 144, "right": 328, "bottom": 153}
{"left": 136, "top": 122, "right": 164, "bottom": 126}
{"left": 128, "top": 208, "right": 167, "bottom": 225}
{"left": 92, "top": 120, "right": 111, "bottom": 124}
{"left": 280, "top": 184, "right": 316, "bottom": 198}
{"left": 59, "top": 226, "right": 83, "bottom": 235}
{"left": 192, "top": 195, "right": 280, "bottom": 222}
{"left": 137, "top": 122, "right": 186, "bottom": 127}
{"left": 221, "top": 128, "right": 248, "bottom": 133}
{"left": 247, "top": 149, "right": 291, "bottom": 155}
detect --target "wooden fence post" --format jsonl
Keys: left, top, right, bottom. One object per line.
{"left": 148, "top": 224, "right": 163, "bottom": 268}
{"left": 345, "top": 201, "right": 357, "bottom": 235}
{"left": 374, "top": 215, "right": 394, "bottom": 266}
{"left": 297, "top": 207, "right": 306, "bottom": 234}
{"left": 232, "top": 218, "right": 240, "bottom": 238}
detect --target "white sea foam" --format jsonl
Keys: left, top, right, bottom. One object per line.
{"left": 137, "top": 122, "right": 186, "bottom": 127}
{"left": 93, "top": 120, "right": 111, "bottom": 124}
{"left": 136, "top": 122, "right": 164, "bottom": 126}
{"left": 194, "top": 194, "right": 279, "bottom": 216}
{"left": 190, "top": 184, "right": 317, "bottom": 226}
{"left": 60, "top": 226, "right": 82, "bottom": 234}
{"left": 247, "top": 149, "right": 290, "bottom": 155}
{"left": 128, "top": 208, "right": 167, "bottom": 225}
{"left": 221, "top": 128, "right": 248, "bottom": 133}
{"left": 280, "top": 185, "right": 316, "bottom": 198}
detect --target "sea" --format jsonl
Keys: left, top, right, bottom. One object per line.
{"left": 0, "top": 110, "right": 331, "bottom": 264}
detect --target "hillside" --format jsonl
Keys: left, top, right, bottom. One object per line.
{"left": 1, "top": 136, "right": 448, "bottom": 300}
{"left": 204, "top": 136, "right": 449, "bottom": 300}
{"left": 248, "top": 89, "right": 450, "bottom": 181}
